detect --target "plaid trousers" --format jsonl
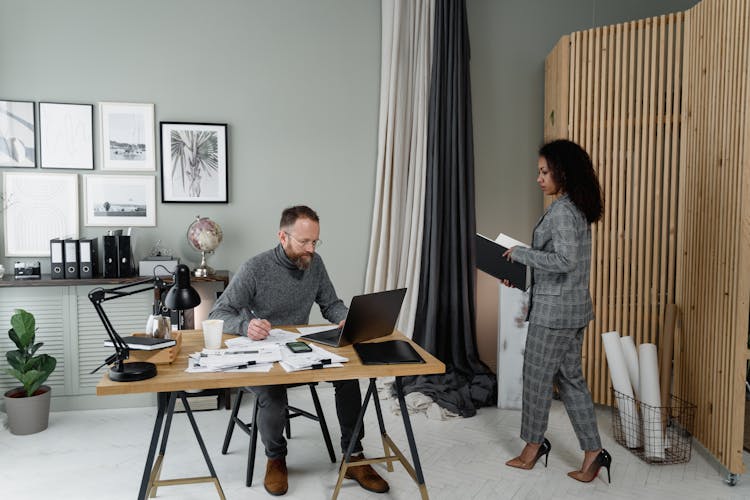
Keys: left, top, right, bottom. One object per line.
{"left": 520, "top": 323, "right": 602, "bottom": 451}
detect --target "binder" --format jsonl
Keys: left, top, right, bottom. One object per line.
{"left": 102, "top": 233, "right": 118, "bottom": 278}
{"left": 50, "top": 238, "right": 65, "bottom": 279}
{"left": 63, "top": 239, "right": 79, "bottom": 279}
{"left": 475, "top": 233, "right": 529, "bottom": 290}
{"left": 78, "top": 237, "right": 98, "bottom": 279}
{"left": 116, "top": 234, "right": 134, "bottom": 277}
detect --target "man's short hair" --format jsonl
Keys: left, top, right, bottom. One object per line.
{"left": 280, "top": 205, "right": 319, "bottom": 229}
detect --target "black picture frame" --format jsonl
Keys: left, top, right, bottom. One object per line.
{"left": 160, "top": 121, "right": 228, "bottom": 203}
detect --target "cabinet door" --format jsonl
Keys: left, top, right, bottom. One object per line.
{"left": 0, "top": 288, "right": 68, "bottom": 396}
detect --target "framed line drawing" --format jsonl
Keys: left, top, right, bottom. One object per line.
{"left": 99, "top": 102, "right": 155, "bottom": 171}
{"left": 0, "top": 100, "right": 36, "bottom": 167}
{"left": 160, "top": 122, "right": 228, "bottom": 203}
{"left": 83, "top": 174, "right": 156, "bottom": 227}
{"left": 39, "top": 102, "right": 94, "bottom": 169}
{"left": 3, "top": 172, "right": 79, "bottom": 256}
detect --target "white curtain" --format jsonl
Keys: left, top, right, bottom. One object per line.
{"left": 364, "top": 0, "right": 433, "bottom": 337}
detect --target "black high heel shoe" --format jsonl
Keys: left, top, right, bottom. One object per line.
{"left": 568, "top": 449, "right": 612, "bottom": 483}
{"left": 505, "top": 438, "right": 551, "bottom": 470}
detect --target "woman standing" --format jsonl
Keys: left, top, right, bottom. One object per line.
{"left": 503, "top": 139, "right": 611, "bottom": 483}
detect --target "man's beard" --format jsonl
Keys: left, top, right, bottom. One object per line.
{"left": 292, "top": 254, "right": 313, "bottom": 270}
{"left": 285, "top": 243, "right": 313, "bottom": 270}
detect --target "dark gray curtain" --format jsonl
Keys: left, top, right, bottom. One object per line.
{"left": 401, "top": 0, "right": 496, "bottom": 417}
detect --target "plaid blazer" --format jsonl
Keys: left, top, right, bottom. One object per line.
{"left": 511, "top": 194, "right": 594, "bottom": 329}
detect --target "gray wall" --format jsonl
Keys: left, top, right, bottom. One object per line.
{"left": 0, "top": 0, "right": 380, "bottom": 319}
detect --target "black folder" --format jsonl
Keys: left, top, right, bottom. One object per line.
{"left": 354, "top": 340, "right": 425, "bottom": 365}
{"left": 50, "top": 238, "right": 65, "bottom": 279}
{"left": 475, "top": 233, "right": 529, "bottom": 290}
{"left": 79, "top": 238, "right": 99, "bottom": 279}
{"left": 64, "top": 239, "right": 79, "bottom": 279}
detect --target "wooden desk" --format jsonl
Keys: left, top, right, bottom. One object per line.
{"left": 97, "top": 330, "right": 445, "bottom": 500}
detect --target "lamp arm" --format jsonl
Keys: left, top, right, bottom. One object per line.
{"left": 88, "top": 278, "right": 163, "bottom": 374}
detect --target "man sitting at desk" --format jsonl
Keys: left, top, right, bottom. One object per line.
{"left": 209, "top": 205, "right": 388, "bottom": 496}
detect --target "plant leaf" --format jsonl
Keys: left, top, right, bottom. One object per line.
{"left": 29, "top": 342, "right": 43, "bottom": 356}
{"left": 6, "top": 350, "right": 25, "bottom": 371}
{"left": 10, "top": 309, "right": 35, "bottom": 347}
{"left": 8, "top": 328, "right": 22, "bottom": 350}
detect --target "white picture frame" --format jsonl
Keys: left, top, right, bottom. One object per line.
{"left": 0, "top": 100, "right": 36, "bottom": 167}
{"left": 83, "top": 175, "right": 156, "bottom": 227}
{"left": 99, "top": 102, "right": 155, "bottom": 171}
{"left": 39, "top": 102, "right": 94, "bottom": 169}
{"left": 3, "top": 172, "right": 79, "bottom": 256}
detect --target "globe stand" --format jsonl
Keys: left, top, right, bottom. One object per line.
{"left": 193, "top": 250, "right": 215, "bottom": 277}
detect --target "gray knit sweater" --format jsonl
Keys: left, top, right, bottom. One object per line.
{"left": 208, "top": 244, "right": 348, "bottom": 335}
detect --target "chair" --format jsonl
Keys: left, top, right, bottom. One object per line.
{"left": 221, "top": 383, "right": 337, "bottom": 486}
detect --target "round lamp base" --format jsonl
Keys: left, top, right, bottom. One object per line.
{"left": 109, "top": 362, "right": 157, "bottom": 382}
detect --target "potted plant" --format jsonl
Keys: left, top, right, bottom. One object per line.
{"left": 3, "top": 308, "right": 57, "bottom": 435}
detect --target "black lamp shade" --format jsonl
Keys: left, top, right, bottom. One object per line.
{"left": 164, "top": 264, "right": 201, "bottom": 310}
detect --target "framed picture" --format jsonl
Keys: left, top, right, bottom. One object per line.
{"left": 160, "top": 122, "right": 228, "bottom": 203}
{"left": 0, "top": 100, "right": 36, "bottom": 167}
{"left": 99, "top": 102, "right": 155, "bottom": 171}
{"left": 3, "top": 172, "right": 79, "bottom": 256}
{"left": 83, "top": 174, "right": 156, "bottom": 226}
{"left": 39, "top": 102, "right": 94, "bottom": 169}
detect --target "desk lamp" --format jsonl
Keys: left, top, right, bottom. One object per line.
{"left": 88, "top": 264, "right": 201, "bottom": 382}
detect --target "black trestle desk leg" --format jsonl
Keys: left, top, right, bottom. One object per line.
{"left": 370, "top": 379, "right": 387, "bottom": 435}
{"left": 370, "top": 379, "right": 393, "bottom": 471}
{"left": 159, "top": 392, "right": 178, "bottom": 455}
{"left": 342, "top": 378, "right": 373, "bottom": 463}
{"left": 180, "top": 392, "right": 223, "bottom": 484}
{"left": 395, "top": 376, "right": 425, "bottom": 486}
{"left": 138, "top": 392, "right": 170, "bottom": 500}
{"left": 147, "top": 392, "right": 178, "bottom": 498}
{"left": 333, "top": 378, "right": 374, "bottom": 499}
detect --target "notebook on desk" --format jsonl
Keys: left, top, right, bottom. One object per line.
{"left": 354, "top": 340, "right": 425, "bottom": 365}
{"left": 300, "top": 288, "right": 407, "bottom": 347}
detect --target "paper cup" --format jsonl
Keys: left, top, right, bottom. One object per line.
{"left": 202, "top": 319, "right": 224, "bottom": 349}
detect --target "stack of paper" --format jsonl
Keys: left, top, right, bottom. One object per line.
{"left": 224, "top": 328, "right": 300, "bottom": 349}
{"left": 279, "top": 343, "right": 348, "bottom": 372}
{"left": 185, "top": 345, "right": 282, "bottom": 373}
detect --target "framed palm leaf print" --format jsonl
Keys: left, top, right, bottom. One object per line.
{"left": 160, "top": 122, "right": 228, "bottom": 203}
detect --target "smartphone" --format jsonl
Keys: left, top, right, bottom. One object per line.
{"left": 286, "top": 341, "right": 313, "bottom": 353}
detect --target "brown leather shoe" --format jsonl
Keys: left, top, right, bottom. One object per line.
{"left": 344, "top": 454, "right": 389, "bottom": 493}
{"left": 264, "top": 457, "right": 288, "bottom": 496}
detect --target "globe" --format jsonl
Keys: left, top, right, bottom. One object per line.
{"left": 187, "top": 216, "right": 223, "bottom": 276}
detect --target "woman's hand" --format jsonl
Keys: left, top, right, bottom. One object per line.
{"left": 500, "top": 247, "right": 517, "bottom": 288}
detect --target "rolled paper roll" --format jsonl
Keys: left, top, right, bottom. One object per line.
{"left": 639, "top": 343, "right": 665, "bottom": 459}
{"left": 620, "top": 336, "right": 640, "bottom": 398}
{"left": 602, "top": 331, "right": 639, "bottom": 448}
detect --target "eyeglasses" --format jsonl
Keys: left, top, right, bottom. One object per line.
{"left": 284, "top": 232, "right": 322, "bottom": 249}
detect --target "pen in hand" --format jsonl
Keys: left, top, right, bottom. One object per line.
{"left": 248, "top": 309, "right": 271, "bottom": 340}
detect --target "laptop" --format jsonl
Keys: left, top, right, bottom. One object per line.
{"left": 300, "top": 288, "right": 407, "bottom": 347}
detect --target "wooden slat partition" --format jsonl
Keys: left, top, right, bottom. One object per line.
{"left": 544, "top": 0, "right": 750, "bottom": 476}
{"left": 545, "top": 14, "right": 684, "bottom": 407}
{"left": 675, "top": 0, "right": 750, "bottom": 475}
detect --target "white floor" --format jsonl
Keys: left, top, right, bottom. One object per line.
{"left": 2, "top": 383, "right": 750, "bottom": 500}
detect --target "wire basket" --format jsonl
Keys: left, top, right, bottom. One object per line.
{"left": 611, "top": 389, "right": 696, "bottom": 464}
